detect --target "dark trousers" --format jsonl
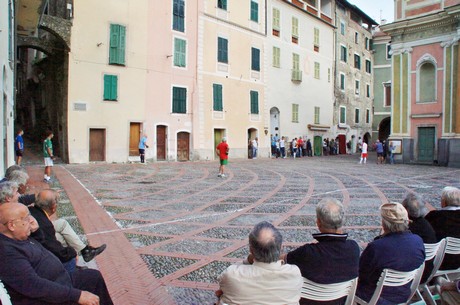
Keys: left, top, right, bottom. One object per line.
{"left": 72, "top": 269, "right": 114, "bottom": 305}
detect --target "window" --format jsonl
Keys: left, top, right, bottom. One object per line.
{"left": 384, "top": 83, "right": 391, "bottom": 107}
{"left": 292, "top": 17, "right": 299, "bottom": 43}
{"left": 292, "top": 104, "right": 299, "bottom": 123}
{"left": 173, "top": 0, "right": 185, "bottom": 32}
{"left": 339, "top": 106, "right": 346, "bottom": 124}
{"left": 355, "top": 108, "right": 360, "bottom": 124}
{"left": 354, "top": 32, "right": 359, "bottom": 44}
{"left": 218, "top": 37, "right": 228, "bottom": 63}
{"left": 340, "top": 45, "right": 347, "bottom": 62}
{"left": 250, "top": 90, "right": 259, "bottom": 114}
{"left": 340, "top": 21, "right": 345, "bottom": 35}
{"left": 251, "top": 47, "right": 260, "bottom": 71}
{"left": 419, "top": 62, "right": 436, "bottom": 102}
{"left": 250, "top": 0, "right": 258, "bottom": 22}
{"left": 314, "top": 28, "right": 320, "bottom": 52}
{"left": 213, "top": 84, "right": 223, "bottom": 111}
{"left": 386, "top": 44, "right": 392, "bottom": 60}
{"left": 174, "top": 38, "right": 186, "bottom": 67}
{"left": 366, "top": 84, "right": 370, "bottom": 98}
{"left": 340, "top": 73, "right": 345, "bottom": 90}
{"left": 314, "top": 106, "right": 320, "bottom": 124}
{"left": 366, "top": 109, "right": 370, "bottom": 124}
{"left": 292, "top": 53, "right": 301, "bottom": 81}
{"left": 272, "top": 8, "right": 280, "bottom": 36}
{"left": 365, "top": 59, "right": 371, "bottom": 73}
{"left": 103, "top": 74, "right": 118, "bottom": 101}
{"left": 273, "top": 47, "right": 280, "bottom": 67}
{"left": 218, "top": 0, "right": 227, "bottom": 10}
{"left": 365, "top": 37, "right": 370, "bottom": 50}
{"left": 314, "top": 62, "right": 320, "bottom": 79}
{"left": 354, "top": 54, "right": 361, "bottom": 69}
{"left": 109, "top": 24, "right": 126, "bottom": 65}
{"left": 172, "top": 87, "right": 187, "bottom": 113}
{"left": 328, "top": 68, "right": 331, "bottom": 83}
{"left": 355, "top": 80, "right": 360, "bottom": 95}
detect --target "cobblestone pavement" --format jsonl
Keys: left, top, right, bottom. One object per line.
{"left": 27, "top": 154, "right": 460, "bottom": 305}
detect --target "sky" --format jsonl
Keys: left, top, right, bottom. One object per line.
{"left": 347, "top": 0, "right": 395, "bottom": 24}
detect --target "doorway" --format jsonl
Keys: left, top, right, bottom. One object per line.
{"left": 270, "top": 107, "right": 280, "bottom": 137}
{"left": 314, "top": 136, "right": 322, "bottom": 156}
{"left": 338, "top": 134, "right": 346, "bottom": 154}
{"left": 247, "top": 128, "right": 257, "bottom": 159}
{"left": 89, "top": 129, "right": 106, "bottom": 161}
{"left": 177, "top": 132, "right": 190, "bottom": 161}
{"left": 129, "top": 123, "right": 141, "bottom": 156}
{"left": 214, "top": 129, "right": 225, "bottom": 160}
{"left": 418, "top": 127, "right": 435, "bottom": 162}
{"left": 157, "top": 125, "right": 167, "bottom": 160}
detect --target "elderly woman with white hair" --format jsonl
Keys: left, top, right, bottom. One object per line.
{"left": 356, "top": 202, "right": 425, "bottom": 305}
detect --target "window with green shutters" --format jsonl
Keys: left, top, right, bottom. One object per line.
{"left": 340, "top": 45, "right": 347, "bottom": 62}
{"left": 339, "top": 106, "right": 346, "bottom": 124}
{"left": 109, "top": 24, "right": 126, "bottom": 65}
{"left": 273, "top": 47, "right": 280, "bottom": 68}
{"left": 340, "top": 73, "right": 345, "bottom": 90}
{"left": 314, "top": 106, "right": 320, "bottom": 124}
{"left": 354, "top": 54, "right": 361, "bottom": 69}
{"left": 250, "top": 1, "right": 258, "bottom": 22}
{"left": 355, "top": 108, "right": 360, "bottom": 123}
{"left": 103, "top": 74, "right": 118, "bottom": 101}
{"left": 251, "top": 47, "right": 260, "bottom": 71}
{"left": 218, "top": 37, "right": 228, "bottom": 63}
{"left": 172, "top": 87, "right": 187, "bottom": 113}
{"left": 173, "top": 0, "right": 185, "bottom": 32}
{"left": 366, "top": 109, "right": 370, "bottom": 123}
{"left": 293, "top": 53, "right": 300, "bottom": 71}
{"left": 218, "top": 0, "right": 227, "bottom": 10}
{"left": 365, "top": 59, "right": 371, "bottom": 73}
{"left": 292, "top": 17, "right": 299, "bottom": 39}
{"left": 340, "top": 21, "right": 345, "bottom": 35}
{"left": 250, "top": 91, "right": 259, "bottom": 114}
{"left": 174, "top": 38, "right": 186, "bottom": 67}
{"left": 292, "top": 104, "right": 299, "bottom": 123}
{"left": 213, "top": 84, "right": 223, "bottom": 111}
{"left": 273, "top": 8, "right": 280, "bottom": 31}
{"left": 314, "top": 28, "right": 320, "bottom": 51}
{"left": 314, "top": 62, "right": 320, "bottom": 79}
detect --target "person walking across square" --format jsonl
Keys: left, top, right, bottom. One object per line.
{"left": 138, "top": 134, "right": 149, "bottom": 164}
{"left": 216, "top": 137, "right": 229, "bottom": 178}
{"left": 43, "top": 131, "right": 55, "bottom": 183}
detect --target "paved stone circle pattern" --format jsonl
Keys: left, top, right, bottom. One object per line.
{"left": 65, "top": 154, "right": 460, "bottom": 305}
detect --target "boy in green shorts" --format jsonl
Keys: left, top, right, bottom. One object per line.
{"left": 216, "top": 137, "right": 229, "bottom": 178}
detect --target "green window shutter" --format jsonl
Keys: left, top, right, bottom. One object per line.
{"left": 173, "top": 0, "right": 185, "bottom": 32}
{"left": 314, "top": 106, "right": 320, "bottom": 124}
{"left": 292, "top": 17, "right": 299, "bottom": 38}
{"left": 251, "top": 48, "right": 260, "bottom": 71}
{"left": 218, "top": 37, "right": 228, "bottom": 63}
{"left": 292, "top": 104, "right": 299, "bottom": 122}
{"left": 314, "top": 28, "right": 320, "bottom": 46}
{"left": 273, "top": 47, "right": 280, "bottom": 67}
{"left": 250, "top": 91, "right": 259, "bottom": 114}
{"left": 109, "top": 24, "right": 126, "bottom": 65}
{"left": 174, "top": 38, "right": 186, "bottom": 67}
{"left": 340, "top": 107, "right": 346, "bottom": 124}
{"left": 251, "top": 1, "right": 258, "bottom": 22}
{"left": 355, "top": 108, "right": 360, "bottom": 123}
{"left": 173, "top": 87, "right": 187, "bottom": 113}
{"left": 273, "top": 8, "right": 280, "bottom": 30}
{"left": 293, "top": 53, "right": 300, "bottom": 70}
{"left": 314, "top": 62, "right": 320, "bottom": 79}
{"left": 213, "top": 84, "right": 223, "bottom": 111}
{"left": 340, "top": 74, "right": 345, "bottom": 90}
{"left": 104, "top": 74, "right": 118, "bottom": 101}
{"left": 218, "top": 0, "right": 227, "bottom": 10}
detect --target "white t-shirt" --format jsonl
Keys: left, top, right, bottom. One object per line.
{"left": 362, "top": 142, "right": 368, "bottom": 154}
{"left": 252, "top": 140, "right": 258, "bottom": 148}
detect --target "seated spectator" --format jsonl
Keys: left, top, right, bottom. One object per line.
{"left": 5, "top": 169, "right": 36, "bottom": 205}
{"left": 281, "top": 198, "right": 360, "bottom": 305}
{"left": 216, "top": 221, "right": 302, "bottom": 305}
{"left": 0, "top": 201, "right": 113, "bottom": 305}
{"left": 357, "top": 202, "right": 425, "bottom": 305}
{"left": 425, "top": 186, "right": 460, "bottom": 270}
{"left": 401, "top": 193, "right": 437, "bottom": 283}
{"left": 439, "top": 277, "right": 460, "bottom": 305}
{"left": 0, "top": 181, "right": 20, "bottom": 204}
{"left": 31, "top": 190, "right": 106, "bottom": 273}
{"left": 0, "top": 164, "right": 23, "bottom": 183}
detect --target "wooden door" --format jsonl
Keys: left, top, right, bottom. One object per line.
{"left": 418, "top": 127, "right": 435, "bottom": 162}
{"left": 129, "top": 123, "right": 141, "bottom": 156}
{"left": 314, "top": 136, "right": 322, "bottom": 156}
{"left": 157, "top": 125, "right": 166, "bottom": 160}
{"left": 214, "top": 129, "right": 224, "bottom": 160}
{"left": 177, "top": 132, "right": 190, "bottom": 161}
{"left": 89, "top": 129, "right": 106, "bottom": 161}
{"left": 338, "top": 134, "right": 346, "bottom": 154}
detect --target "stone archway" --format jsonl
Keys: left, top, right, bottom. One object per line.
{"left": 270, "top": 107, "right": 280, "bottom": 137}
{"left": 378, "top": 117, "right": 391, "bottom": 141}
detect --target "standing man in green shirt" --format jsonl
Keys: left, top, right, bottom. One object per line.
{"left": 43, "top": 130, "right": 55, "bottom": 183}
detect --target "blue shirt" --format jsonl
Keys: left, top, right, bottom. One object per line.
{"left": 15, "top": 135, "right": 24, "bottom": 151}
{"left": 138, "top": 136, "right": 148, "bottom": 149}
{"left": 376, "top": 142, "right": 383, "bottom": 153}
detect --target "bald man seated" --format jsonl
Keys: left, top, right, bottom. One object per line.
{"left": 0, "top": 202, "right": 114, "bottom": 305}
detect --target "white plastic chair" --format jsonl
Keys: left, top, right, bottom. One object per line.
{"left": 434, "top": 237, "right": 460, "bottom": 280}
{"left": 0, "top": 279, "right": 12, "bottom": 305}
{"left": 354, "top": 264, "right": 425, "bottom": 305}
{"left": 300, "top": 277, "right": 357, "bottom": 305}
{"left": 413, "top": 239, "right": 446, "bottom": 305}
